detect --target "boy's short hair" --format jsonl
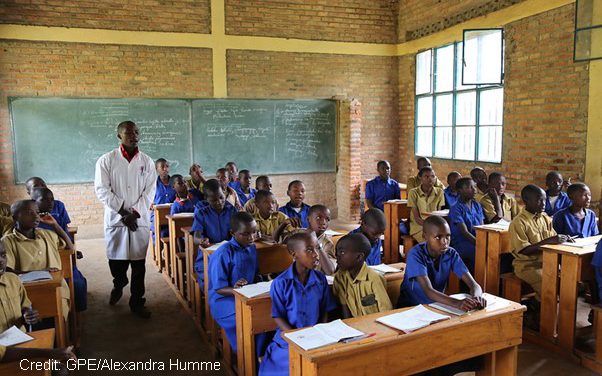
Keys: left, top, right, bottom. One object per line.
{"left": 418, "top": 166, "right": 433, "bottom": 177}
{"left": 546, "top": 171, "right": 562, "bottom": 182}
{"left": 255, "top": 189, "right": 273, "bottom": 203}
{"left": 376, "top": 160, "right": 389, "bottom": 169}
{"left": 455, "top": 177, "right": 473, "bottom": 191}
{"left": 286, "top": 230, "right": 311, "bottom": 251}
{"left": 230, "top": 211, "right": 255, "bottom": 233}
{"left": 416, "top": 157, "right": 430, "bottom": 167}
{"left": 447, "top": 171, "right": 461, "bottom": 180}
{"left": 308, "top": 204, "right": 328, "bottom": 217}
{"left": 155, "top": 158, "right": 168, "bottom": 166}
{"left": 362, "top": 208, "right": 386, "bottom": 230}
{"left": 470, "top": 167, "right": 486, "bottom": 178}
{"left": 488, "top": 172, "right": 504, "bottom": 184}
{"left": 566, "top": 182, "right": 588, "bottom": 198}
{"left": 256, "top": 175, "right": 269, "bottom": 185}
{"left": 11, "top": 199, "right": 35, "bottom": 219}
{"left": 203, "top": 179, "right": 222, "bottom": 195}
{"left": 117, "top": 120, "right": 136, "bottom": 133}
{"left": 25, "top": 176, "right": 46, "bottom": 188}
{"left": 338, "top": 233, "right": 371, "bottom": 259}
{"left": 30, "top": 187, "right": 53, "bottom": 201}
{"left": 216, "top": 167, "right": 227, "bottom": 175}
{"left": 287, "top": 180, "right": 303, "bottom": 191}
{"left": 239, "top": 169, "right": 250, "bottom": 177}
{"left": 423, "top": 215, "right": 449, "bottom": 234}
{"left": 169, "top": 174, "right": 184, "bottom": 187}
{"left": 521, "top": 184, "right": 545, "bottom": 202}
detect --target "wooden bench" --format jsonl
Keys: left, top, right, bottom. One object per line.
{"left": 59, "top": 249, "right": 77, "bottom": 346}
{"left": 153, "top": 204, "right": 172, "bottom": 272}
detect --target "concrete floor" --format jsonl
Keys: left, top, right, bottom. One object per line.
{"left": 73, "top": 224, "right": 598, "bottom": 376}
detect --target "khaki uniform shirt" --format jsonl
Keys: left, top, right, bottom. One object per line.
{"left": 407, "top": 186, "right": 445, "bottom": 237}
{"left": 480, "top": 194, "right": 520, "bottom": 223}
{"left": 0, "top": 272, "right": 31, "bottom": 332}
{"left": 333, "top": 263, "right": 392, "bottom": 317}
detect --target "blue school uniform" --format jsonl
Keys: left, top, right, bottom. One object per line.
{"left": 38, "top": 200, "right": 72, "bottom": 240}
{"left": 192, "top": 201, "right": 238, "bottom": 288}
{"left": 350, "top": 227, "right": 382, "bottom": 265}
{"left": 545, "top": 191, "right": 571, "bottom": 217}
{"left": 397, "top": 243, "right": 469, "bottom": 307}
{"left": 170, "top": 195, "right": 198, "bottom": 215}
{"left": 188, "top": 188, "right": 204, "bottom": 202}
{"left": 259, "top": 263, "right": 337, "bottom": 376}
{"left": 552, "top": 207, "right": 599, "bottom": 238}
{"left": 592, "top": 241, "right": 602, "bottom": 303}
{"left": 278, "top": 202, "right": 311, "bottom": 228}
{"left": 443, "top": 186, "right": 459, "bottom": 210}
{"left": 230, "top": 181, "right": 256, "bottom": 206}
{"left": 208, "top": 238, "right": 260, "bottom": 353}
{"left": 365, "top": 176, "right": 401, "bottom": 211}
{"left": 150, "top": 176, "right": 176, "bottom": 240}
{"left": 449, "top": 200, "right": 484, "bottom": 272}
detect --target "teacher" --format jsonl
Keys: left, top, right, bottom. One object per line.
{"left": 94, "top": 120, "right": 156, "bottom": 318}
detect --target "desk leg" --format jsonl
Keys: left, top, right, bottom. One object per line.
{"left": 558, "top": 254, "right": 580, "bottom": 351}
{"left": 235, "top": 298, "right": 245, "bottom": 376}
{"left": 475, "top": 230, "right": 487, "bottom": 289}
{"left": 485, "top": 233, "right": 501, "bottom": 295}
{"left": 289, "top": 348, "right": 316, "bottom": 376}
{"left": 478, "top": 346, "right": 518, "bottom": 376}
{"left": 384, "top": 204, "right": 392, "bottom": 264}
{"left": 541, "top": 251, "right": 559, "bottom": 340}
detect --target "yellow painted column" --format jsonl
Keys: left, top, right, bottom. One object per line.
{"left": 211, "top": 0, "right": 228, "bottom": 98}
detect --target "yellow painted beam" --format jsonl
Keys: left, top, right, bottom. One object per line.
{"left": 211, "top": 0, "right": 228, "bottom": 98}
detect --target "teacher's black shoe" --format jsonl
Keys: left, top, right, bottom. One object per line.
{"left": 109, "top": 288, "right": 123, "bottom": 305}
{"left": 131, "top": 305, "right": 151, "bottom": 319}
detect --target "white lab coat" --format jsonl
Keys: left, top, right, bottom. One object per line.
{"left": 94, "top": 148, "right": 156, "bottom": 260}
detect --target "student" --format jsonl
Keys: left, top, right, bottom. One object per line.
{"left": 510, "top": 185, "right": 572, "bottom": 324}
{"left": 480, "top": 172, "right": 519, "bottom": 223}
{"left": 398, "top": 215, "right": 486, "bottom": 310}
{"left": 225, "top": 161, "right": 238, "bottom": 183}
{"left": 449, "top": 178, "right": 485, "bottom": 272}
{"left": 408, "top": 166, "right": 445, "bottom": 243}
{"left": 230, "top": 170, "right": 256, "bottom": 207}
{"left": 152, "top": 158, "right": 176, "bottom": 205}
{"left": 349, "top": 209, "right": 386, "bottom": 266}
{"left": 208, "top": 211, "right": 265, "bottom": 353}
{"left": 186, "top": 163, "right": 206, "bottom": 201}
{"left": 443, "top": 171, "right": 461, "bottom": 209}
{"left": 2, "top": 200, "right": 73, "bottom": 320}
{"left": 243, "top": 175, "right": 279, "bottom": 215}
{"left": 544, "top": 171, "right": 571, "bottom": 217}
{"left": 307, "top": 204, "right": 336, "bottom": 275}
{"left": 333, "top": 233, "right": 392, "bottom": 318}
{"left": 192, "top": 179, "right": 238, "bottom": 288}
{"left": 365, "top": 160, "right": 401, "bottom": 211}
{"left": 259, "top": 231, "right": 336, "bottom": 376}
{"left": 470, "top": 167, "right": 488, "bottom": 201}
{"left": 279, "top": 180, "right": 310, "bottom": 228}
{"left": 552, "top": 183, "right": 599, "bottom": 238}
{"left": 170, "top": 174, "right": 199, "bottom": 216}
{"left": 25, "top": 177, "right": 72, "bottom": 239}
{"left": 216, "top": 168, "right": 243, "bottom": 210}
{"left": 253, "top": 190, "right": 298, "bottom": 243}
{"left": 406, "top": 157, "right": 445, "bottom": 192}
{"left": 31, "top": 187, "right": 70, "bottom": 238}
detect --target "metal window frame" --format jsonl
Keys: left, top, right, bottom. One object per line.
{"left": 461, "top": 28, "right": 505, "bottom": 86}
{"left": 573, "top": 0, "right": 602, "bottom": 62}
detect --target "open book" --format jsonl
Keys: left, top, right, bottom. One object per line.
{"left": 0, "top": 326, "right": 33, "bottom": 347}
{"left": 172, "top": 212, "right": 194, "bottom": 218}
{"left": 235, "top": 281, "right": 273, "bottom": 298}
{"left": 19, "top": 270, "right": 52, "bottom": 283}
{"left": 284, "top": 319, "right": 365, "bottom": 351}
{"left": 205, "top": 240, "right": 229, "bottom": 251}
{"left": 376, "top": 305, "right": 450, "bottom": 333}
{"left": 369, "top": 264, "right": 402, "bottom": 274}
{"left": 561, "top": 237, "right": 600, "bottom": 248}
{"left": 429, "top": 293, "right": 512, "bottom": 316}
{"left": 478, "top": 219, "right": 511, "bottom": 231}
{"left": 427, "top": 209, "right": 450, "bottom": 217}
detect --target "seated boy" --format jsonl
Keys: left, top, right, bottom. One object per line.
{"left": 480, "top": 172, "right": 519, "bottom": 223}
{"left": 279, "top": 180, "right": 310, "bottom": 228}
{"left": 406, "top": 157, "right": 445, "bottom": 191}
{"left": 443, "top": 171, "right": 461, "bottom": 209}
{"left": 170, "top": 174, "right": 199, "bottom": 215}
{"left": 365, "top": 160, "right": 401, "bottom": 211}
{"left": 25, "top": 177, "right": 72, "bottom": 240}
{"left": 398, "top": 215, "right": 486, "bottom": 310}
{"left": 408, "top": 166, "right": 445, "bottom": 243}
{"left": 552, "top": 183, "right": 599, "bottom": 238}
{"left": 208, "top": 211, "right": 266, "bottom": 353}
{"left": 333, "top": 233, "right": 392, "bottom": 318}
{"left": 216, "top": 168, "right": 243, "bottom": 210}
{"left": 307, "top": 204, "right": 336, "bottom": 275}
{"left": 230, "top": 170, "right": 256, "bottom": 207}
{"left": 2, "top": 200, "right": 73, "bottom": 320}
{"left": 449, "top": 177, "right": 485, "bottom": 272}
{"left": 510, "top": 185, "right": 572, "bottom": 324}
{"left": 349, "top": 209, "right": 386, "bottom": 266}
{"left": 192, "top": 179, "right": 238, "bottom": 288}
{"left": 31, "top": 187, "right": 70, "bottom": 237}
{"left": 243, "top": 175, "right": 279, "bottom": 215}
{"left": 253, "top": 190, "right": 298, "bottom": 243}
{"left": 225, "top": 161, "right": 238, "bottom": 183}
{"left": 185, "top": 163, "right": 206, "bottom": 201}
{"left": 150, "top": 158, "right": 176, "bottom": 242}
{"left": 259, "top": 231, "right": 336, "bottom": 376}
{"left": 470, "top": 167, "right": 489, "bottom": 201}
{"left": 545, "top": 171, "right": 571, "bottom": 217}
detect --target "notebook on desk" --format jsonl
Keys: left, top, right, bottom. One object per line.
{"left": 284, "top": 319, "right": 364, "bottom": 351}
{"left": 376, "top": 305, "right": 450, "bottom": 333}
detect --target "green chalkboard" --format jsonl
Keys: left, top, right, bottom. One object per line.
{"left": 9, "top": 97, "right": 337, "bottom": 184}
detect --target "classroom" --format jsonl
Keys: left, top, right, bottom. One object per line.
{"left": 0, "top": 0, "right": 601, "bottom": 375}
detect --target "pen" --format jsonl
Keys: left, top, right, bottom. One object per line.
{"left": 341, "top": 332, "right": 376, "bottom": 343}
{"left": 27, "top": 305, "right": 33, "bottom": 332}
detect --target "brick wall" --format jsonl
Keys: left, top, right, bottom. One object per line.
{"left": 0, "top": 0, "right": 211, "bottom": 33}
{"left": 225, "top": 0, "right": 398, "bottom": 43}
{"left": 398, "top": 4, "right": 590, "bottom": 195}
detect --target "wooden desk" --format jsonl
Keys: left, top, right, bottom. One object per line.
{"left": 67, "top": 226, "right": 77, "bottom": 243}
{"left": 166, "top": 213, "right": 194, "bottom": 293}
{"left": 181, "top": 226, "right": 200, "bottom": 324}
{"left": 474, "top": 226, "right": 511, "bottom": 295}
{"left": 540, "top": 236, "right": 601, "bottom": 352}
{"left": 59, "top": 249, "right": 76, "bottom": 345}
{"left": 153, "top": 204, "right": 172, "bottom": 271}
{"left": 234, "top": 263, "right": 405, "bottom": 376}
{"left": 24, "top": 271, "right": 67, "bottom": 347}
{"left": 0, "top": 329, "right": 55, "bottom": 376}
{"left": 383, "top": 200, "right": 410, "bottom": 264}
{"left": 286, "top": 301, "right": 525, "bottom": 376}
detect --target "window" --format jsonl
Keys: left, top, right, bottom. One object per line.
{"left": 414, "top": 41, "right": 504, "bottom": 163}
